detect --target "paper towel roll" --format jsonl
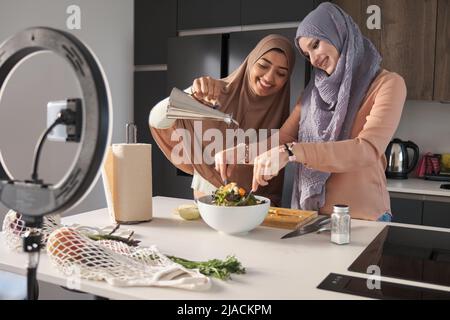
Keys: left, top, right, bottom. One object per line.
{"left": 102, "top": 143, "right": 152, "bottom": 224}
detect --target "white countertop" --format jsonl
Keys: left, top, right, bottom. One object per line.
{"left": 387, "top": 178, "right": 450, "bottom": 198}
{"left": 1, "top": 196, "right": 450, "bottom": 300}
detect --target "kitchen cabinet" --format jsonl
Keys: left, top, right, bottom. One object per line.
{"left": 329, "top": 0, "right": 381, "bottom": 51}
{"left": 135, "top": 0, "right": 177, "bottom": 65}
{"left": 167, "top": 34, "right": 223, "bottom": 90}
{"left": 177, "top": 0, "right": 318, "bottom": 30}
{"left": 177, "top": 0, "right": 241, "bottom": 30}
{"left": 434, "top": 0, "right": 450, "bottom": 102}
{"left": 390, "top": 196, "right": 450, "bottom": 228}
{"left": 380, "top": 0, "right": 437, "bottom": 101}
{"left": 333, "top": 0, "right": 438, "bottom": 101}
{"left": 391, "top": 198, "right": 423, "bottom": 225}
{"left": 241, "top": 0, "right": 315, "bottom": 25}
{"left": 423, "top": 201, "right": 450, "bottom": 228}
{"left": 134, "top": 71, "right": 168, "bottom": 196}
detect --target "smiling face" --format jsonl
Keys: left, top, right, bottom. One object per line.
{"left": 248, "top": 49, "right": 289, "bottom": 97}
{"left": 298, "top": 37, "right": 340, "bottom": 75}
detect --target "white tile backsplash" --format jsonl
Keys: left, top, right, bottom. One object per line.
{"left": 394, "top": 100, "right": 450, "bottom": 155}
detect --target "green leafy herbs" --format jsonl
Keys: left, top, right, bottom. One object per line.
{"left": 212, "top": 183, "right": 263, "bottom": 207}
{"left": 167, "top": 255, "right": 246, "bottom": 280}
{"left": 86, "top": 229, "right": 245, "bottom": 281}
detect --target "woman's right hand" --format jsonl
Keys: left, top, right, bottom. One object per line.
{"left": 214, "top": 144, "right": 247, "bottom": 183}
{"left": 192, "top": 76, "right": 228, "bottom": 107}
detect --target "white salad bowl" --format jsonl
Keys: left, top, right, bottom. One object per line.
{"left": 196, "top": 195, "right": 270, "bottom": 235}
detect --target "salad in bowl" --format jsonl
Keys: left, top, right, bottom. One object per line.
{"left": 212, "top": 183, "right": 265, "bottom": 207}
{"left": 197, "top": 183, "right": 270, "bottom": 234}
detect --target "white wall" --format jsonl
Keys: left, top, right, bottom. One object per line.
{"left": 0, "top": 0, "right": 134, "bottom": 222}
{"left": 394, "top": 100, "right": 450, "bottom": 155}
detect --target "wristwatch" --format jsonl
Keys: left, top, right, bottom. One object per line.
{"left": 283, "top": 143, "right": 297, "bottom": 162}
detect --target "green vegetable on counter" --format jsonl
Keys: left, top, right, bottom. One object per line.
{"left": 167, "top": 255, "right": 246, "bottom": 280}
{"left": 85, "top": 226, "right": 245, "bottom": 281}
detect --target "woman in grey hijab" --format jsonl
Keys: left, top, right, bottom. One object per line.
{"left": 216, "top": 2, "right": 407, "bottom": 221}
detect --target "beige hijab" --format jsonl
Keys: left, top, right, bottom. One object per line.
{"left": 150, "top": 34, "right": 295, "bottom": 206}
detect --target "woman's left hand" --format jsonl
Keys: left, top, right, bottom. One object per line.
{"left": 252, "top": 146, "right": 289, "bottom": 192}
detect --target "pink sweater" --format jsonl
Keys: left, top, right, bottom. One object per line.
{"left": 281, "top": 70, "right": 407, "bottom": 221}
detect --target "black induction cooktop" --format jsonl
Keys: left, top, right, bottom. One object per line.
{"left": 318, "top": 273, "right": 450, "bottom": 300}
{"left": 348, "top": 226, "right": 450, "bottom": 287}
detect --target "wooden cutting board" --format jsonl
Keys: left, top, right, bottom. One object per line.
{"left": 262, "top": 207, "right": 318, "bottom": 230}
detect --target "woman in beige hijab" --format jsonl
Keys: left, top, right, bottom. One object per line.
{"left": 149, "top": 34, "right": 295, "bottom": 206}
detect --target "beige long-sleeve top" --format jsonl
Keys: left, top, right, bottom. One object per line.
{"left": 148, "top": 87, "right": 217, "bottom": 195}
{"left": 282, "top": 70, "right": 407, "bottom": 221}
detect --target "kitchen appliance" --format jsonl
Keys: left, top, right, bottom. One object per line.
{"left": 318, "top": 273, "right": 450, "bottom": 300}
{"left": 348, "top": 226, "right": 450, "bottom": 287}
{"left": 385, "top": 138, "right": 419, "bottom": 179}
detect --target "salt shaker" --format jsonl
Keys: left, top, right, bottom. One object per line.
{"left": 331, "top": 204, "right": 351, "bottom": 245}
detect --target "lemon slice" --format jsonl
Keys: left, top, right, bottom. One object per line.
{"left": 176, "top": 205, "right": 200, "bottom": 220}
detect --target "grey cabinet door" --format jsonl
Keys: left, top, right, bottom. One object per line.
{"left": 177, "top": 0, "right": 241, "bottom": 30}
{"left": 241, "top": 0, "right": 315, "bottom": 25}
{"left": 134, "top": 71, "right": 168, "bottom": 196}
{"left": 168, "top": 34, "right": 222, "bottom": 90}
{"left": 390, "top": 198, "right": 423, "bottom": 225}
{"left": 135, "top": 0, "right": 177, "bottom": 65}
{"left": 423, "top": 201, "right": 450, "bottom": 228}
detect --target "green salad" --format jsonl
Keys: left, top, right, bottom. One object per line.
{"left": 212, "top": 183, "right": 264, "bottom": 206}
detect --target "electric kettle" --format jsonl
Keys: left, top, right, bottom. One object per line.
{"left": 385, "top": 138, "right": 420, "bottom": 179}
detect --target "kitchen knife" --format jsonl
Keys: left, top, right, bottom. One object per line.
{"left": 281, "top": 216, "right": 331, "bottom": 239}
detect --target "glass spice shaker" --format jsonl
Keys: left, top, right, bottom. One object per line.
{"left": 331, "top": 204, "right": 351, "bottom": 245}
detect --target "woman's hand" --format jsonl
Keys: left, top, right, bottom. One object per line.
{"left": 192, "top": 76, "right": 228, "bottom": 107}
{"left": 214, "top": 144, "right": 247, "bottom": 183}
{"left": 252, "top": 146, "right": 289, "bottom": 192}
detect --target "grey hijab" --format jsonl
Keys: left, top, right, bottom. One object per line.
{"left": 292, "top": 2, "right": 382, "bottom": 210}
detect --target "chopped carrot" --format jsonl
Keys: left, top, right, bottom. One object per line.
{"left": 238, "top": 188, "right": 246, "bottom": 196}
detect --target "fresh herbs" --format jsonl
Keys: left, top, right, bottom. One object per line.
{"left": 167, "top": 255, "right": 246, "bottom": 280}
{"left": 84, "top": 224, "right": 246, "bottom": 281}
